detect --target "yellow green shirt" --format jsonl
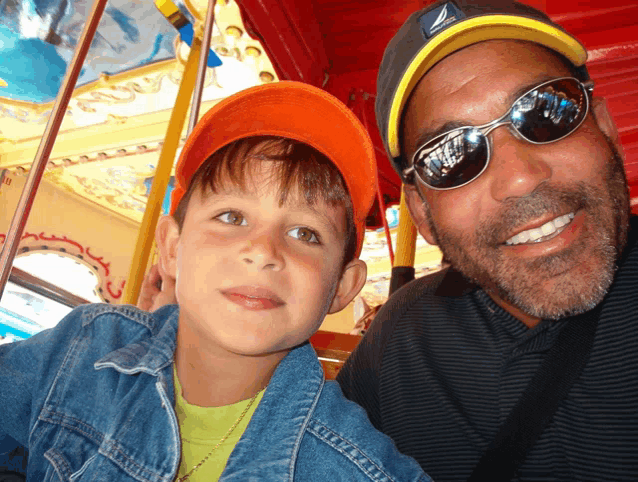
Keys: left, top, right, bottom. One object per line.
{"left": 173, "top": 366, "right": 264, "bottom": 481}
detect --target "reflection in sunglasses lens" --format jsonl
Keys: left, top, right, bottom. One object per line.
{"left": 416, "top": 128, "right": 488, "bottom": 188}
{"left": 514, "top": 80, "right": 585, "bottom": 143}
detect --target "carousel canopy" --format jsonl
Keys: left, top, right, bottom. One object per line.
{"left": 0, "top": 0, "right": 636, "bottom": 226}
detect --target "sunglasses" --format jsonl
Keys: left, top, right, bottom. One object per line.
{"left": 404, "top": 77, "right": 595, "bottom": 190}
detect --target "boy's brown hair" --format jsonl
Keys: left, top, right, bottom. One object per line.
{"left": 172, "top": 136, "right": 358, "bottom": 265}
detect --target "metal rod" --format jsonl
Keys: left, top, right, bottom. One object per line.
{"left": 8, "top": 266, "right": 90, "bottom": 308}
{"left": 0, "top": 0, "right": 109, "bottom": 301}
{"left": 355, "top": 90, "right": 395, "bottom": 264}
{"left": 375, "top": 183, "right": 395, "bottom": 265}
{"left": 188, "top": 0, "right": 217, "bottom": 135}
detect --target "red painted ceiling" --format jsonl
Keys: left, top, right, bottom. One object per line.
{"left": 238, "top": 0, "right": 638, "bottom": 223}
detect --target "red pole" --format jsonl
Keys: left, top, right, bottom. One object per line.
{"left": 375, "top": 181, "right": 395, "bottom": 265}
{"left": 0, "top": 0, "right": 109, "bottom": 300}
{"left": 357, "top": 90, "right": 395, "bottom": 264}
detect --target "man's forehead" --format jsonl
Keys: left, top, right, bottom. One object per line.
{"left": 419, "top": 40, "right": 571, "bottom": 102}
{"left": 402, "top": 40, "right": 575, "bottom": 148}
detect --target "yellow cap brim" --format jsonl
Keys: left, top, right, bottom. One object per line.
{"left": 387, "top": 15, "right": 588, "bottom": 158}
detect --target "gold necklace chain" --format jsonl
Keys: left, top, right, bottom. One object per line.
{"left": 177, "top": 392, "right": 260, "bottom": 481}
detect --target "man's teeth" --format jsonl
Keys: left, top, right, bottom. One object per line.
{"left": 505, "top": 213, "right": 575, "bottom": 246}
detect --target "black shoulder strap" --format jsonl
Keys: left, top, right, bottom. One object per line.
{"left": 467, "top": 303, "right": 600, "bottom": 482}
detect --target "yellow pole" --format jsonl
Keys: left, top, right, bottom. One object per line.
{"left": 393, "top": 187, "right": 418, "bottom": 268}
{"left": 122, "top": 38, "right": 203, "bottom": 305}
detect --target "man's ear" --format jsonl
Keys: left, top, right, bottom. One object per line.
{"left": 404, "top": 184, "right": 438, "bottom": 246}
{"left": 327, "top": 259, "right": 368, "bottom": 314}
{"left": 592, "top": 97, "right": 624, "bottom": 157}
{"left": 155, "top": 215, "right": 180, "bottom": 280}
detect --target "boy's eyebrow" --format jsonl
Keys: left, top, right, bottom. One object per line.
{"left": 200, "top": 191, "right": 344, "bottom": 235}
{"left": 296, "top": 203, "right": 343, "bottom": 236}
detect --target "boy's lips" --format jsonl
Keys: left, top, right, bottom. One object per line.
{"left": 220, "top": 286, "right": 285, "bottom": 311}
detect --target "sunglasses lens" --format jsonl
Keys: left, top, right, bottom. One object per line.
{"left": 511, "top": 78, "right": 587, "bottom": 143}
{"left": 414, "top": 128, "right": 489, "bottom": 189}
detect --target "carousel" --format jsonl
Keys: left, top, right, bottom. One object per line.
{"left": 1, "top": 0, "right": 637, "bottom": 372}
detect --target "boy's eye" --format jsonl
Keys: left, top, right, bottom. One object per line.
{"left": 216, "top": 211, "right": 247, "bottom": 226}
{"left": 288, "top": 227, "right": 320, "bottom": 244}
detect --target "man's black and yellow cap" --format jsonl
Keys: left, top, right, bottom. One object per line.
{"left": 376, "top": 0, "right": 589, "bottom": 179}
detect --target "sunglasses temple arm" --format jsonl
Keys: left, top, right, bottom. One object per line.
{"left": 402, "top": 166, "right": 417, "bottom": 183}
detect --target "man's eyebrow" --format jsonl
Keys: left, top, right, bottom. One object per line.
{"left": 412, "top": 75, "right": 557, "bottom": 150}
{"left": 509, "top": 75, "right": 555, "bottom": 104}
{"left": 413, "top": 121, "right": 468, "bottom": 150}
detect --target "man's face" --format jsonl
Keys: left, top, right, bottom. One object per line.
{"left": 402, "top": 40, "right": 630, "bottom": 323}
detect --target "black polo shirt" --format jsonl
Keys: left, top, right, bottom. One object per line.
{"left": 337, "top": 217, "right": 638, "bottom": 482}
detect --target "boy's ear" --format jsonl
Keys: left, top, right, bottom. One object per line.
{"left": 404, "top": 184, "right": 438, "bottom": 246}
{"left": 327, "top": 259, "right": 367, "bottom": 314}
{"left": 155, "top": 215, "right": 180, "bottom": 280}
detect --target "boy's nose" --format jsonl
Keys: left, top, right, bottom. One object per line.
{"left": 240, "top": 234, "right": 285, "bottom": 271}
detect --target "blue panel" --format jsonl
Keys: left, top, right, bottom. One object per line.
{"left": 0, "top": 0, "right": 179, "bottom": 103}
{"left": 144, "top": 175, "right": 175, "bottom": 215}
{"left": 0, "top": 306, "right": 42, "bottom": 340}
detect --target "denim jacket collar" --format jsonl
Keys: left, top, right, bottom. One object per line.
{"left": 93, "top": 304, "right": 179, "bottom": 376}
{"left": 221, "top": 340, "right": 325, "bottom": 480}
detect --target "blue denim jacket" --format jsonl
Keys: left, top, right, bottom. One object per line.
{"left": 0, "top": 303, "right": 431, "bottom": 481}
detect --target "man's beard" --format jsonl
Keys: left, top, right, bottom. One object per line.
{"left": 427, "top": 140, "right": 631, "bottom": 320}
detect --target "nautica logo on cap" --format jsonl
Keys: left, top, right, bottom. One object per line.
{"left": 419, "top": 2, "right": 466, "bottom": 38}
{"left": 432, "top": 5, "right": 449, "bottom": 29}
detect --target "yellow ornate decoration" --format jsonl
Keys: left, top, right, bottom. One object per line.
{"left": 245, "top": 46, "right": 261, "bottom": 57}
{"left": 259, "top": 72, "right": 275, "bottom": 83}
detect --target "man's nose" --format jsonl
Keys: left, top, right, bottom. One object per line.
{"left": 488, "top": 127, "right": 553, "bottom": 202}
{"left": 239, "top": 232, "right": 285, "bottom": 271}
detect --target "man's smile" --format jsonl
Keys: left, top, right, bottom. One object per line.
{"left": 499, "top": 209, "right": 587, "bottom": 260}
{"left": 504, "top": 212, "right": 575, "bottom": 246}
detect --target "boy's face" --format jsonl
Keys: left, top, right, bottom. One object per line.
{"left": 158, "top": 162, "right": 366, "bottom": 358}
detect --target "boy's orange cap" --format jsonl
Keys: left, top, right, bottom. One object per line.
{"left": 170, "top": 81, "right": 377, "bottom": 256}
